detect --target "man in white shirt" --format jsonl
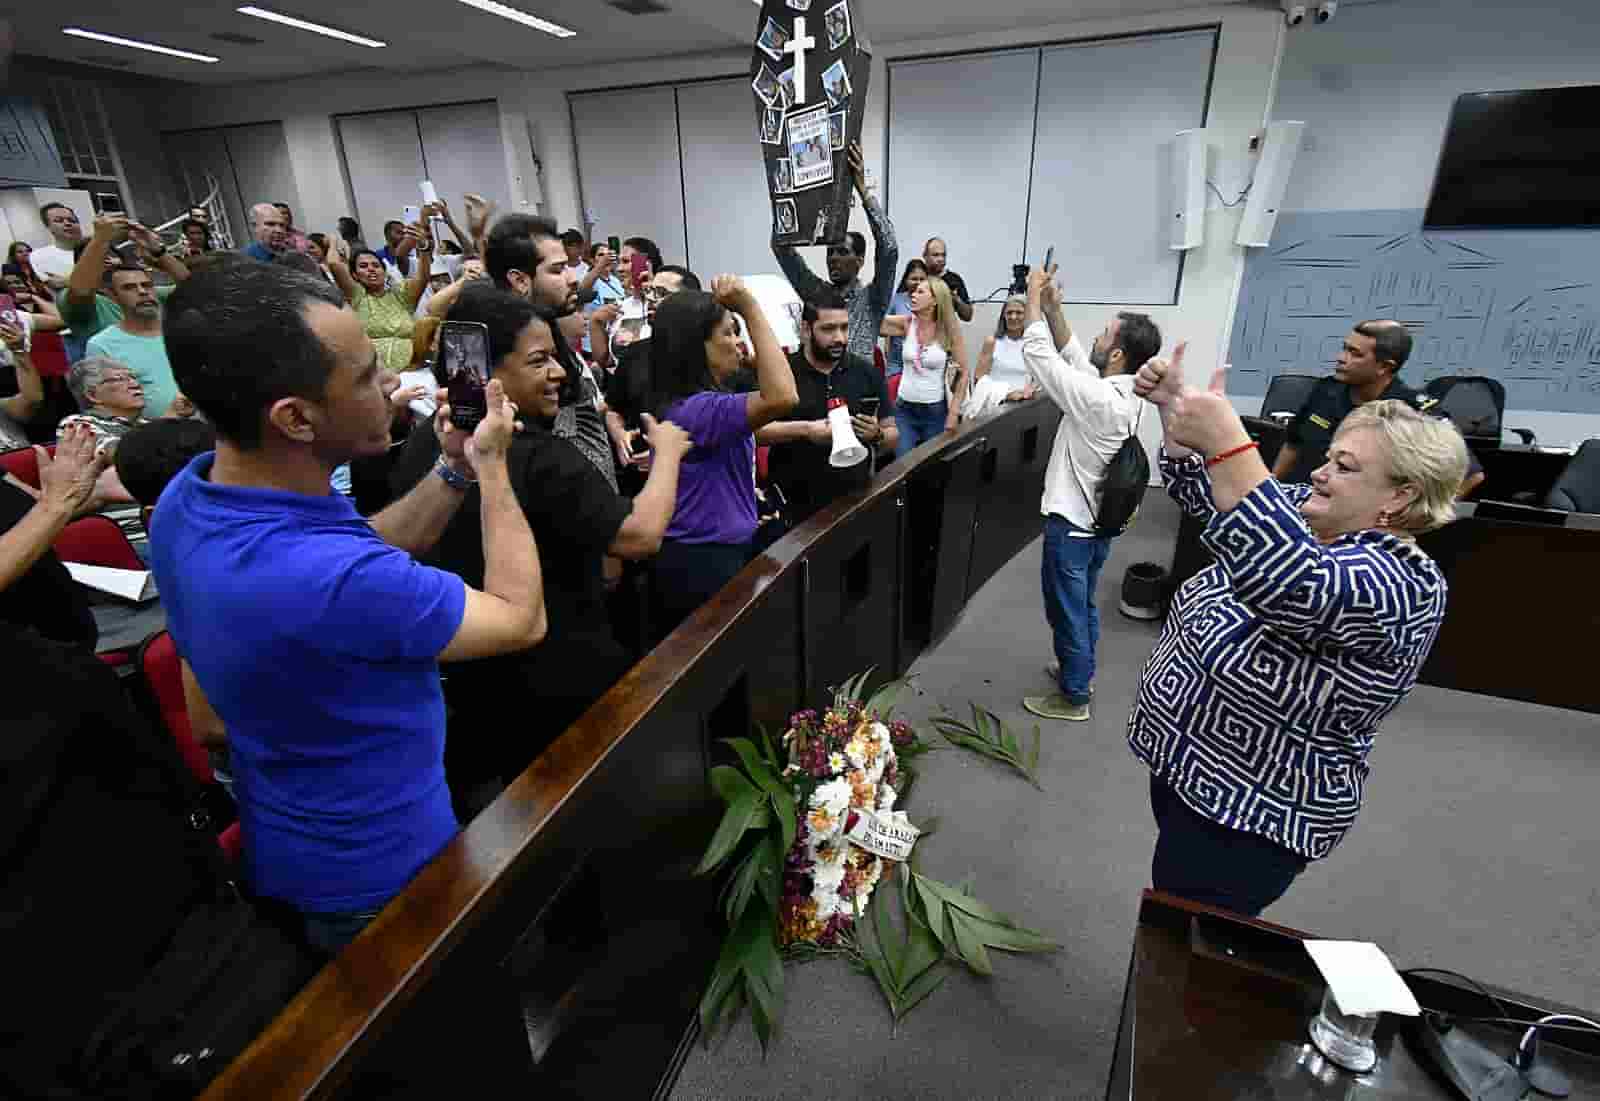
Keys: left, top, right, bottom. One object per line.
{"left": 30, "top": 203, "right": 86, "bottom": 289}
{"left": 1019, "top": 264, "right": 1161, "bottom": 722}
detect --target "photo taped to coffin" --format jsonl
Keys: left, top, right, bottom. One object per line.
{"left": 760, "top": 105, "right": 784, "bottom": 144}
{"left": 774, "top": 198, "right": 798, "bottom": 236}
{"left": 757, "top": 16, "right": 790, "bottom": 63}
{"left": 753, "top": 62, "right": 782, "bottom": 107}
{"left": 829, "top": 110, "right": 845, "bottom": 152}
{"left": 777, "top": 66, "right": 797, "bottom": 109}
{"left": 821, "top": 58, "right": 852, "bottom": 111}
{"left": 787, "top": 104, "right": 833, "bottom": 190}
{"left": 824, "top": 0, "right": 851, "bottom": 50}
{"left": 770, "top": 157, "right": 794, "bottom": 194}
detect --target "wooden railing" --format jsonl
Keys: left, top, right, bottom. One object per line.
{"left": 200, "top": 397, "right": 1061, "bottom": 1100}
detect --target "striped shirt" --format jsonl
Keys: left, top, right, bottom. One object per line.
{"left": 1127, "top": 451, "right": 1449, "bottom": 859}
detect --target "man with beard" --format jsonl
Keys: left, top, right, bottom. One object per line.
{"left": 475, "top": 214, "right": 620, "bottom": 486}
{"left": 85, "top": 266, "right": 184, "bottom": 417}
{"left": 390, "top": 285, "right": 692, "bottom": 814}
{"left": 771, "top": 143, "right": 898, "bottom": 369}
{"left": 756, "top": 289, "right": 896, "bottom": 525}
{"left": 1018, "top": 265, "right": 1160, "bottom": 724}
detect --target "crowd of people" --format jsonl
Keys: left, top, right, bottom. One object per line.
{"left": 0, "top": 139, "right": 1481, "bottom": 985}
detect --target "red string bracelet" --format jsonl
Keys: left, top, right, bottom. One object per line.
{"left": 1206, "top": 440, "right": 1258, "bottom": 468}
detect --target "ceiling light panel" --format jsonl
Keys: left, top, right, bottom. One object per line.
{"left": 62, "top": 27, "right": 221, "bottom": 63}
{"left": 237, "top": 6, "right": 388, "bottom": 48}
{"left": 456, "top": 0, "right": 577, "bottom": 38}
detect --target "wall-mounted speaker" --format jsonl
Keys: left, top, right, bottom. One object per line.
{"left": 1169, "top": 127, "right": 1207, "bottom": 251}
{"left": 1235, "top": 120, "right": 1305, "bottom": 248}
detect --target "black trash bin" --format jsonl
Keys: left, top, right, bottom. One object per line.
{"left": 1119, "top": 561, "right": 1167, "bottom": 621}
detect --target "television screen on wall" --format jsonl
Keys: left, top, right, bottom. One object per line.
{"left": 1423, "top": 85, "right": 1600, "bottom": 229}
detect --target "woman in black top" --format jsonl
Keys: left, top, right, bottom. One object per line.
{"left": 390, "top": 286, "right": 692, "bottom": 812}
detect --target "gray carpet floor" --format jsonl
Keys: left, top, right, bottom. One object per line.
{"left": 670, "top": 495, "right": 1600, "bottom": 1101}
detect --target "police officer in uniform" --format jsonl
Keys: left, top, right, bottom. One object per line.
{"left": 1272, "top": 319, "right": 1482, "bottom": 496}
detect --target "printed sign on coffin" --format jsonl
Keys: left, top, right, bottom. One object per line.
{"left": 750, "top": 0, "right": 872, "bottom": 247}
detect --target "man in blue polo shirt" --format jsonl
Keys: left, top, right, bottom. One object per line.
{"left": 151, "top": 259, "right": 547, "bottom": 953}
{"left": 242, "top": 202, "right": 287, "bottom": 262}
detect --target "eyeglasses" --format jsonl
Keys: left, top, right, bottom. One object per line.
{"left": 96, "top": 373, "right": 138, "bottom": 387}
{"left": 643, "top": 286, "right": 672, "bottom": 301}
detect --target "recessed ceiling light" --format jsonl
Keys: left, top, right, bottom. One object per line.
{"left": 456, "top": 0, "right": 577, "bottom": 38}
{"left": 237, "top": 6, "right": 388, "bottom": 48}
{"left": 62, "top": 27, "right": 221, "bottom": 63}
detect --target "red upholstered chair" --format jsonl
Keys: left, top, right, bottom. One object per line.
{"left": 137, "top": 630, "right": 214, "bottom": 788}
{"left": 888, "top": 371, "right": 902, "bottom": 404}
{"left": 53, "top": 514, "right": 144, "bottom": 570}
{"left": 756, "top": 444, "right": 770, "bottom": 485}
{"left": 0, "top": 444, "right": 49, "bottom": 490}
{"left": 217, "top": 821, "right": 241, "bottom": 864}
{"left": 874, "top": 345, "right": 887, "bottom": 378}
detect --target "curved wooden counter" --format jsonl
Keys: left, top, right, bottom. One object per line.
{"left": 201, "top": 396, "right": 1061, "bottom": 1100}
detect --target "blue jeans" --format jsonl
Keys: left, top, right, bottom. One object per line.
{"left": 895, "top": 398, "right": 947, "bottom": 459}
{"left": 302, "top": 907, "right": 382, "bottom": 955}
{"left": 1041, "top": 515, "right": 1111, "bottom": 705}
{"left": 1149, "top": 775, "right": 1309, "bottom": 917}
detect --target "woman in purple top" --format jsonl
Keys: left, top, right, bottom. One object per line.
{"left": 647, "top": 275, "right": 797, "bottom": 638}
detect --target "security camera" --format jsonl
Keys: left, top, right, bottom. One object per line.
{"left": 1281, "top": 2, "right": 1307, "bottom": 26}
{"left": 1316, "top": 0, "right": 1337, "bottom": 22}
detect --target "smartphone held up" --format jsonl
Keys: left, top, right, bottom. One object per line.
{"left": 441, "top": 320, "right": 493, "bottom": 431}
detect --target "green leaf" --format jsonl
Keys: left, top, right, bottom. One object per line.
{"left": 697, "top": 953, "right": 742, "bottom": 1039}
{"left": 695, "top": 788, "right": 763, "bottom": 875}
{"left": 929, "top": 704, "right": 1044, "bottom": 788}
{"left": 914, "top": 874, "right": 1019, "bottom": 927}
{"left": 710, "top": 764, "right": 758, "bottom": 805}
{"left": 899, "top": 962, "right": 948, "bottom": 1014}
{"left": 724, "top": 738, "right": 785, "bottom": 797}
{"left": 722, "top": 843, "right": 763, "bottom": 925}
{"left": 949, "top": 910, "right": 994, "bottom": 976}
{"left": 864, "top": 676, "right": 911, "bottom": 719}
{"left": 756, "top": 722, "right": 781, "bottom": 767}
{"left": 769, "top": 784, "right": 797, "bottom": 856}
{"left": 1028, "top": 724, "right": 1041, "bottom": 773}
{"left": 959, "top": 913, "right": 1061, "bottom": 954}
{"left": 873, "top": 882, "right": 903, "bottom": 985}
{"left": 750, "top": 836, "right": 782, "bottom": 914}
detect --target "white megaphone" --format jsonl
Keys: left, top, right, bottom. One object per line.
{"left": 827, "top": 398, "right": 868, "bottom": 468}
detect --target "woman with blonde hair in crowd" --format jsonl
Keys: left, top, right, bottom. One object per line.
{"left": 880, "top": 275, "right": 968, "bottom": 457}
{"left": 1127, "top": 347, "right": 1469, "bottom": 916}
{"left": 963, "top": 294, "right": 1038, "bottom": 417}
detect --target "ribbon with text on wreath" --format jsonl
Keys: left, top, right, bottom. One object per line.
{"left": 751, "top": 0, "right": 872, "bottom": 246}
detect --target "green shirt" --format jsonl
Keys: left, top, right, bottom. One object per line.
{"left": 85, "top": 326, "right": 180, "bottom": 417}
{"left": 56, "top": 284, "right": 178, "bottom": 344}
{"left": 349, "top": 285, "right": 418, "bottom": 373}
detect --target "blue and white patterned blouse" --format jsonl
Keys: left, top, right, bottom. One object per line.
{"left": 1126, "top": 450, "right": 1449, "bottom": 860}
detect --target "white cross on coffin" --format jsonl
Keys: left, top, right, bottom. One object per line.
{"left": 784, "top": 16, "right": 816, "bottom": 105}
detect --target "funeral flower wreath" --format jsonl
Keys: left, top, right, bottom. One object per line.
{"left": 695, "top": 671, "right": 1059, "bottom": 1051}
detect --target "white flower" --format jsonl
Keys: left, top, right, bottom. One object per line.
{"left": 844, "top": 737, "right": 867, "bottom": 769}
{"left": 878, "top": 782, "right": 897, "bottom": 812}
{"left": 810, "top": 777, "right": 851, "bottom": 819}
{"left": 812, "top": 858, "right": 846, "bottom": 897}
{"left": 870, "top": 721, "right": 890, "bottom": 745}
{"left": 828, "top": 751, "right": 848, "bottom": 774}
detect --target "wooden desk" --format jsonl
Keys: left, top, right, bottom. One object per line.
{"left": 1107, "top": 892, "right": 1600, "bottom": 1100}
{"left": 1417, "top": 504, "right": 1600, "bottom": 713}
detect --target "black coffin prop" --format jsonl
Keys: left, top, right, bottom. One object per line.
{"left": 750, "top": 0, "right": 872, "bottom": 246}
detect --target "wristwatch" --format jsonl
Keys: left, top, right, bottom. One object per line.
{"left": 433, "top": 456, "right": 476, "bottom": 490}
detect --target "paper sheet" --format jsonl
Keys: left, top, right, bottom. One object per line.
{"left": 1304, "top": 940, "right": 1422, "bottom": 1018}
{"left": 66, "top": 562, "right": 156, "bottom": 603}
{"left": 397, "top": 369, "right": 438, "bottom": 418}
